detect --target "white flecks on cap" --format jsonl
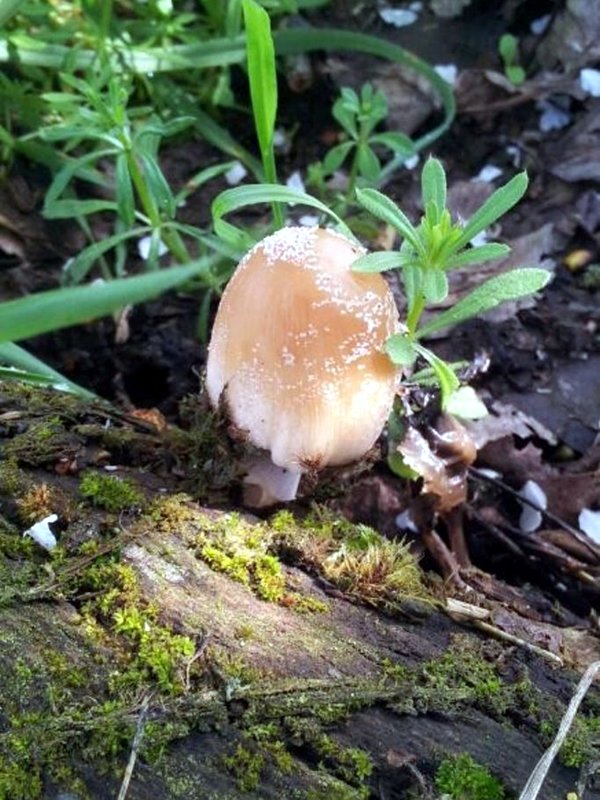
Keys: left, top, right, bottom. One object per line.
{"left": 206, "top": 226, "right": 400, "bottom": 473}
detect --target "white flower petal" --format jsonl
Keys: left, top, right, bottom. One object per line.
{"left": 224, "top": 161, "right": 248, "bottom": 186}
{"left": 379, "top": 8, "right": 418, "bottom": 27}
{"left": 518, "top": 480, "right": 547, "bottom": 533}
{"left": 580, "top": 68, "right": 600, "bottom": 98}
{"left": 434, "top": 64, "right": 458, "bottom": 86}
{"left": 475, "top": 165, "right": 503, "bottom": 183}
{"left": 579, "top": 508, "right": 600, "bottom": 544}
{"left": 23, "top": 514, "right": 58, "bottom": 551}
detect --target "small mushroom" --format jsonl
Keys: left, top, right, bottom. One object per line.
{"left": 206, "top": 226, "right": 400, "bottom": 505}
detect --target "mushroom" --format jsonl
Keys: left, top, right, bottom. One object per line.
{"left": 206, "top": 226, "right": 400, "bottom": 505}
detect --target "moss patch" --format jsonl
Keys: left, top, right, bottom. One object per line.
{"left": 435, "top": 753, "right": 506, "bottom": 800}
{"left": 270, "top": 508, "right": 432, "bottom": 612}
{"left": 79, "top": 471, "right": 145, "bottom": 512}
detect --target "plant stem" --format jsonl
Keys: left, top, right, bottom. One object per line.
{"left": 126, "top": 149, "right": 191, "bottom": 264}
{"left": 262, "top": 145, "right": 284, "bottom": 229}
{"left": 407, "top": 294, "right": 426, "bottom": 335}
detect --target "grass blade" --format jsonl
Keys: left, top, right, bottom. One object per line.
{"left": 212, "top": 183, "right": 355, "bottom": 250}
{"left": 242, "top": 0, "right": 282, "bottom": 227}
{"left": 0, "top": 342, "right": 96, "bottom": 398}
{"left": 0, "top": 258, "right": 218, "bottom": 344}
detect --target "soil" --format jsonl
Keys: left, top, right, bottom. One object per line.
{"left": 0, "top": 1, "right": 599, "bottom": 798}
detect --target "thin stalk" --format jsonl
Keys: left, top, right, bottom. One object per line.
{"left": 262, "top": 145, "right": 283, "bottom": 229}
{"left": 126, "top": 149, "right": 190, "bottom": 264}
{"left": 407, "top": 294, "right": 426, "bottom": 335}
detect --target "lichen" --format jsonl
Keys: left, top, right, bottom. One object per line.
{"left": 434, "top": 753, "right": 506, "bottom": 800}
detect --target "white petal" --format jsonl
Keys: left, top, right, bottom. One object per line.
{"left": 434, "top": 64, "right": 458, "bottom": 86}
{"left": 518, "top": 480, "right": 547, "bottom": 533}
{"left": 379, "top": 8, "right": 418, "bottom": 27}
{"left": 580, "top": 68, "right": 600, "bottom": 98}
{"left": 579, "top": 508, "right": 600, "bottom": 544}
{"left": 530, "top": 15, "right": 551, "bottom": 34}
{"left": 23, "top": 514, "right": 58, "bottom": 551}
{"left": 475, "top": 165, "right": 503, "bottom": 183}
{"left": 224, "top": 161, "right": 248, "bottom": 186}
{"left": 286, "top": 171, "right": 306, "bottom": 193}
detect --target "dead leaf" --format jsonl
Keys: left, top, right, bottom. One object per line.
{"left": 465, "top": 400, "right": 557, "bottom": 450}
{"left": 537, "top": 0, "right": 600, "bottom": 71}
{"left": 544, "top": 102, "right": 600, "bottom": 183}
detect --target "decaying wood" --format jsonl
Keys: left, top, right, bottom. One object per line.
{"left": 0, "top": 382, "right": 598, "bottom": 800}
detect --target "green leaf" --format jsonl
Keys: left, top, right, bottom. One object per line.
{"left": 242, "top": 0, "right": 277, "bottom": 161}
{"left": 421, "top": 269, "right": 448, "bottom": 303}
{"left": 0, "top": 258, "right": 218, "bottom": 344}
{"left": 421, "top": 157, "right": 446, "bottom": 224}
{"left": 499, "top": 33, "right": 518, "bottom": 64}
{"left": 369, "top": 131, "right": 415, "bottom": 155}
{"left": 385, "top": 333, "right": 416, "bottom": 366}
{"left": 44, "top": 149, "right": 114, "bottom": 210}
{"left": 116, "top": 152, "right": 135, "bottom": 227}
{"left": 444, "top": 386, "right": 488, "bottom": 420}
{"left": 413, "top": 343, "right": 459, "bottom": 401}
{"left": 352, "top": 251, "right": 408, "bottom": 273}
{"left": 322, "top": 141, "right": 354, "bottom": 174}
{"left": 212, "top": 183, "right": 355, "bottom": 250}
{"left": 138, "top": 152, "right": 176, "bottom": 218}
{"left": 356, "top": 145, "right": 381, "bottom": 181}
{"left": 356, "top": 188, "right": 424, "bottom": 255}
{"left": 507, "top": 65, "right": 526, "bottom": 85}
{"left": 417, "top": 268, "right": 552, "bottom": 338}
{"left": 0, "top": 342, "right": 95, "bottom": 398}
{"left": 64, "top": 227, "right": 150, "bottom": 285}
{"left": 455, "top": 172, "right": 528, "bottom": 249}
{"left": 332, "top": 98, "right": 358, "bottom": 139}
{"left": 402, "top": 262, "right": 421, "bottom": 313}
{"left": 0, "top": 0, "right": 24, "bottom": 26}
{"left": 43, "top": 199, "right": 119, "bottom": 219}
{"left": 445, "top": 242, "right": 510, "bottom": 269}
{"left": 173, "top": 161, "right": 239, "bottom": 206}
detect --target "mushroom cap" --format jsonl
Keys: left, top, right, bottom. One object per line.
{"left": 206, "top": 226, "right": 400, "bottom": 472}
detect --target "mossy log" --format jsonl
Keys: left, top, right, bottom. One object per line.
{"left": 0, "top": 382, "right": 598, "bottom": 800}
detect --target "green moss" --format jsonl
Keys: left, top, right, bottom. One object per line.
{"left": 420, "top": 636, "right": 506, "bottom": 715}
{"left": 270, "top": 508, "right": 432, "bottom": 612}
{"left": 79, "top": 471, "right": 145, "bottom": 512}
{"left": 3, "top": 417, "right": 72, "bottom": 466}
{"left": 0, "top": 756, "right": 43, "bottom": 800}
{"left": 223, "top": 743, "right": 265, "bottom": 792}
{"left": 435, "top": 753, "right": 506, "bottom": 800}
{"left": 74, "top": 555, "right": 194, "bottom": 693}
{"left": 540, "top": 715, "right": 600, "bottom": 768}
{"left": 0, "top": 458, "right": 26, "bottom": 496}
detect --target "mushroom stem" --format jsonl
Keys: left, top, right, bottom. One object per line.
{"left": 243, "top": 456, "right": 302, "bottom": 508}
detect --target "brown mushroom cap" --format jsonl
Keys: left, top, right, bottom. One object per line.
{"left": 206, "top": 226, "right": 400, "bottom": 473}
